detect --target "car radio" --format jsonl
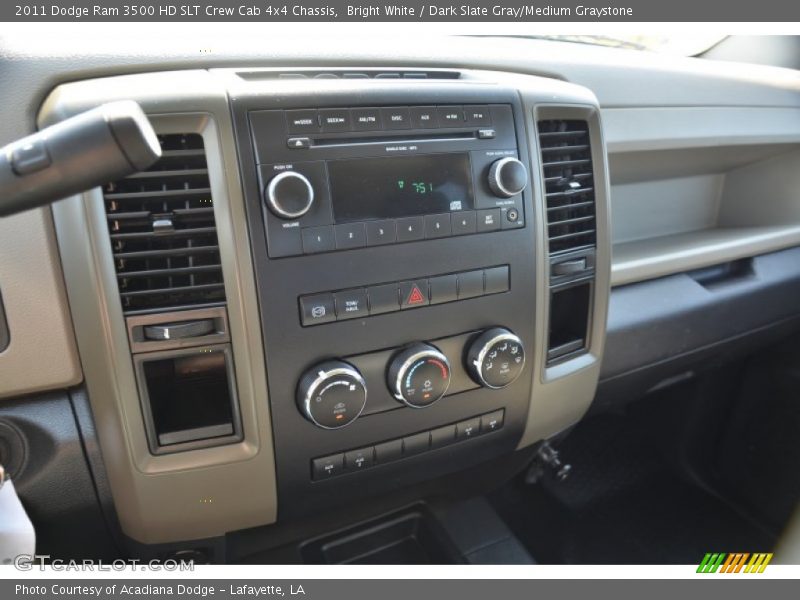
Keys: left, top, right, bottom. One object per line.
{"left": 248, "top": 104, "right": 528, "bottom": 257}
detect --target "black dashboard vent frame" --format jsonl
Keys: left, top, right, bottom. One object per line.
{"left": 537, "top": 119, "right": 597, "bottom": 255}
{"left": 102, "top": 133, "right": 226, "bottom": 315}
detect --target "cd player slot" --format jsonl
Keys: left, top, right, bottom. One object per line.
{"left": 311, "top": 131, "right": 477, "bottom": 147}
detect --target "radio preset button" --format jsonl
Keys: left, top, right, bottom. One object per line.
{"left": 366, "top": 219, "right": 397, "bottom": 246}
{"left": 410, "top": 106, "right": 439, "bottom": 129}
{"left": 381, "top": 107, "right": 411, "bottom": 130}
{"left": 286, "top": 109, "right": 319, "bottom": 134}
{"left": 451, "top": 211, "right": 477, "bottom": 235}
{"left": 465, "top": 105, "right": 492, "bottom": 126}
{"left": 351, "top": 108, "right": 381, "bottom": 131}
{"left": 396, "top": 216, "right": 425, "bottom": 242}
{"left": 319, "top": 109, "right": 351, "bottom": 132}
{"left": 476, "top": 208, "right": 502, "bottom": 233}
{"left": 299, "top": 293, "right": 336, "bottom": 326}
{"left": 302, "top": 226, "right": 335, "bottom": 254}
{"left": 334, "top": 222, "right": 367, "bottom": 249}
{"left": 334, "top": 289, "right": 369, "bottom": 320}
{"left": 438, "top": 106, "right": 464, "bottom": 127}
{"left": 424, "top": 213, "right": 452, "bottom": 239}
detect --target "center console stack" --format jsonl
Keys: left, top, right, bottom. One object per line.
{"left": 232, "top": 84, "right": 538, "bottom": 518}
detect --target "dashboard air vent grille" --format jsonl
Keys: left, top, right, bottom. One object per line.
{"left": 102, "top": 133, "right": 226, "bottom": 314}
{"left": 538, "top": 120, "right": 596, "bottom": 254}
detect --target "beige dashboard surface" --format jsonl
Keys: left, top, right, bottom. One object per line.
{"left": 0, "top": 207, "right": 82, "bottom": 399}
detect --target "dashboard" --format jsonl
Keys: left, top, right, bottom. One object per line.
{"left": 1, "top": 35, "right": 799, "bottom": 552}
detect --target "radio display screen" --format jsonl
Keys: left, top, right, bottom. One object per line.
{"left": 328, "top": 153, "right": 474, "bottom": 223}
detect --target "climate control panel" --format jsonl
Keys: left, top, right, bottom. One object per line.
{"left": 295, "top": 328, "right": 526, "bottom": 430}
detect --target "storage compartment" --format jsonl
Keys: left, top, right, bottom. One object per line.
{"left": 135, "top": 344, "right": 241, "bottom": 453}
{"left": 608, "top": 144, "right": 800, "bottom": 286}
{"left": 300, "top": 508, "right": 463, "bottom": 564}
{"left": 548, "top": 280, "right": 592, "bottom": 363}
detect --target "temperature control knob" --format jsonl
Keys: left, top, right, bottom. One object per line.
{"left": 388, "top": 343, "right": 451, "bottom": 408}
{"left": 265, "top": 171, "right": 314, "bottom": 219}
{"left": 488, "top": 157, "right": 528, "bottom": 198}
{"left": 467, "top": 328, "right": 526, "bottom": 389}
{"left": 297, "top": 360, "right": 367, "bottom": 429}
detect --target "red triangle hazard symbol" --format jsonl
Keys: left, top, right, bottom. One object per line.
{"left": 407, "top": 285, "right": 425, "bottom": 305}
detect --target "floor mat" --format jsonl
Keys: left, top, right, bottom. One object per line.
{"left": 489, "top": 414, "right": 777, "bottom": 564}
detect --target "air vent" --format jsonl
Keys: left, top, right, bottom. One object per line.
{"left": 102, "top": 133, "right": 226, "bottom": 314}
{"left": 237, "top": 69, "right": 462, "bottom": 81}
{"left": 538, "top": 120, "right": 596, "bottom": 255}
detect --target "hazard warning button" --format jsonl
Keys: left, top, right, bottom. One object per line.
{"left": 400, "top": 280, "right": 430, "bottom": 309}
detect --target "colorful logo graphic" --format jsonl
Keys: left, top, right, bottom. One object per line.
{"left": 697, "top": 553, "right": 774, "bottom": 573}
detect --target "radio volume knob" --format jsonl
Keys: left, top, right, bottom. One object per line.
{"left": 266, "top": 171, "right": 315, "bottom": 219}
{"left": 467, "top": 327, "right": 526, "bottom": 389}
{"left": 297, "top": 360, "right": 367, "bottom": 429}
{"left": 488, "top": 157, "right": 528, "bottom": 198}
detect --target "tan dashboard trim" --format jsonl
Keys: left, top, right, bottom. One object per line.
{"left": 41, "top": 71, "right": 277, "bottom": 544}
{"left": 0, "top": 207, "right": 82, "bottom": 399}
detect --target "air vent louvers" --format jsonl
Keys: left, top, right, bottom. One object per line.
{"left": 538, "top": 120, "right": 597, "bottom": 255}
{"left": 103, "top": 134, "right": 226, "bottom": 314}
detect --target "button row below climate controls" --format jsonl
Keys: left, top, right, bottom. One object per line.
{"left": 311, "top": 409, "right": 505, "bottom": 480}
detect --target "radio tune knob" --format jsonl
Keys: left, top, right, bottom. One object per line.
{"left": 467, "top": 327, "right": 526, "bottom": 389}
{"left": 488, "top": 157, "right": 528, "bottom": 198}
{"left": 388, "top": 343, "right": 451, "bottom": 408}
{"left": 297, "top": 360, "right": 367, "bottom": 429}
{"left": 265, "top": 171, "right": 315, "bottom": 219}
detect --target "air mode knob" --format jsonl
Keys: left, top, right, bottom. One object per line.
{"left": 488, "top": 157, "right": 528, "bottom": 198}
{"left": 297, "top": 360, "right": 367, "bottom": 429}
{"left": 467, "top": 327, "right": 526, "bottom": 389}
{"left": 388, "top": 343, "right": 451, "bottom": 408}
{"left": 265, "top": 170, "right": 314, "bottom": 219}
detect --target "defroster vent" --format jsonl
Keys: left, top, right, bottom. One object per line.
{"left": 538, "top": 120, "right": 596, "bottom": 254}
{"left": 103, "top": 133, "right": 226, "bottom": 314}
